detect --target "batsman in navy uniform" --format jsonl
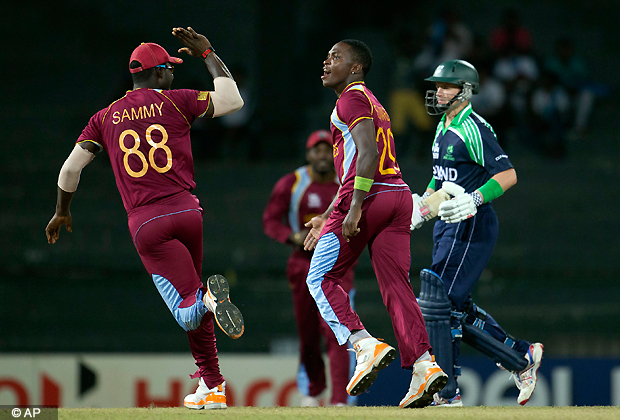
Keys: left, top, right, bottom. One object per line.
{"left": 412, "top": 60, "right": 544, "bottom": 406}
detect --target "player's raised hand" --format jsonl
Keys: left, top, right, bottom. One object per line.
{"left": 45, "top": 213, "right": 72, "bottom": 244}
{"left": 303, "top": 216, "right": 327, "bottom": 251}
{"left": 172, "top": 27, "right": 212, "bottom": 57}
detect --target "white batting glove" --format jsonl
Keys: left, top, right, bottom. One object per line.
{"left": 441, "top": 181, "right": 465, "bottom": 197}
{"left": 410, "top": 193, "right": 424, "bottom": 230}
{"left": 438, "top": 191, "right": 480, "bottom": 223}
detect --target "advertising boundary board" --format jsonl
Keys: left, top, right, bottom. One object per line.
{"left": 0, "top": 354, "right": 618, "bottom": 407}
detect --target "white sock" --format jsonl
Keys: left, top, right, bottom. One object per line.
{"left": 348, "top": 329, "right": 372, "bottom": 346}
{"left": 415, "top": 351, "right": 432, "bottom": 364}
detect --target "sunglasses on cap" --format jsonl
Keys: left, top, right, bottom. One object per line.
{"left": 156, "top": 63, "right": 174, "bottom": 73}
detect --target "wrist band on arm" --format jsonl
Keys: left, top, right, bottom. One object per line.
{"left": 477, "top": 178, "right": 504, "bottom": 204}
{"left": 201, "top": 47, "right": 215, "bottom": 59}
{"left": 427, "top": 178, "right": 436, "bottom": 191}
{"left": 470, "top": 191, "right": 483, "bottom": 207}
{"left": 354, "top": 176, "right": 373, "bottom": 192}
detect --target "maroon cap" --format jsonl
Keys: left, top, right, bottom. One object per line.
{"left": 306, "top": 130, "right": 332, "bottom": 149}
{"left": 129, "top": 42, "right": 183, "bottom": 73}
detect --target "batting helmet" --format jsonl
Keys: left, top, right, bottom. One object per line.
{"left": 424, "top": 60, "right": 479, "bottom": 115}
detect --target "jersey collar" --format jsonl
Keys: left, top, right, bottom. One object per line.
{"left": 440, "top": 102, "right": 473, "bottom": 128}
{"left": 343, "top": 81, "right": 365, "bottom": 93}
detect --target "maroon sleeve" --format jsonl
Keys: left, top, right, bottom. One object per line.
{"left": 159, "top": 89, "right": 211, "bottom": 122}
{"left": 262, "top": 173, "right": 296, "bottom": 244}
{"left": 337, "top": 89, "right": 373, "bottom": 130}
{"left": 76, "top": 108, "right": 106, "bottom": 149}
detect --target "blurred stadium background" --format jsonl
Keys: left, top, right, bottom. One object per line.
{"left": 1, "top": 0, "right": 619, "bottom": 408}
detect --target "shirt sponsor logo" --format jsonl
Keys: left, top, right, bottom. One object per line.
{"left": 495, "top": 154, "right": 509, "bottom": 161}
{"left": 433, "top": 165, "right": 458, "bottom": 182}
{"left": 432, "top": 142, "right": 440, "bottom": 159}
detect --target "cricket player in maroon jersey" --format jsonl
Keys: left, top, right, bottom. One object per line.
{"left": 303, "top": 40, "right": 448, "bottom": 408}
{"left": 263, "top": 130, "right": 355, "bottom": 406}
{"left": 45, "top": 27, "right": 244, "bottom": 410}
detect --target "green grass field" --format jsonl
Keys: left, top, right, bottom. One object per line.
{"left": 57, "top": 406, "right": 620, "bottom": 420}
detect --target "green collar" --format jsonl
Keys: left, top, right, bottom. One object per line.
{"left": 440, "top": 103, "right": 473, "bottom": 132}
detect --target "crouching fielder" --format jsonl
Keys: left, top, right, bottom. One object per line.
{"left": 46, "top": 27, "right": 244, "bottom": 410}
{"left": 412, "top": 59, "right": 543, "bottom": 407}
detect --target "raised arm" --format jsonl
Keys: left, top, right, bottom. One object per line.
{"left": 172, "top": 27, "right": 243, "bottom": 118}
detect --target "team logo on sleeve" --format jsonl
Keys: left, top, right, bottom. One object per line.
{"left": 443, "top": 145, "right": 455, "bottom": 161}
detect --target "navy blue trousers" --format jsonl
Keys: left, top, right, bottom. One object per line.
{"left": 431, "top": 204, "right": 530, "bottom": 398}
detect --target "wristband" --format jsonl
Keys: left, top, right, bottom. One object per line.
{"left": 426, "top": 178, "right": 436, "bottom": 192}
{"left": 477, "top": 178, "right": 504, "bottom": 203}
{"left": 201, "top": 47, "right": 215, "bottom": 59}
{"left": 469, "top": 191, "right": 483, "bottom": 207}
{"left": 354, "top": 176, "right": 373, "bottom": 192}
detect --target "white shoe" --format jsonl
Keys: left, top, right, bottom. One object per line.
{"left": 346, "top": 337, "right": 396, "bottom": 396}
{"left": 203, "top": 274, "right": 244, "bottom": 339}
{"left": 300, "top": 395, "right": 320, "bottom": 407}
{"left": 184, "top": 378, "right": 227, "bottom": 410}
{"left": 429, "top": 388, "right": 463, "bottom": 407}
{"left": 515, "top": 343, "right": 544, "bottom": 405}
{"left": 399, "top": 356, "right": 448, "bottom": 408}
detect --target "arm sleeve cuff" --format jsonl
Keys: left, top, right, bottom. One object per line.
{"left": 477, "top": 178, "right": 504, "bottom": 203}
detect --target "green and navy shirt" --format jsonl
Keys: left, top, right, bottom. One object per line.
{"left": 429, "top": 103, "right": 512, "bottom": 196}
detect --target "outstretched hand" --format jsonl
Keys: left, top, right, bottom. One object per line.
{"left": 172, "top": 27, "right": 212, "bottom": 57}
{"left": 303, "top": 216, "right": 327, "bottom": 251}
{"left": 46, "top": 213, "right": 72, "bottom": 244}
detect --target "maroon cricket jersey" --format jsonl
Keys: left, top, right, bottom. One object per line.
{"left": 263, "top": 166, "right": 339, "bottom": 257}
{"left": 76, "top": 88, "right": 211, "bottom": 213}
{"left": 329, "top": 81, "right": 407, "bottom": 210}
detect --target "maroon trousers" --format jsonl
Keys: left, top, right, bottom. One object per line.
{"left": 128, "top": 191, "right": 224, "bottom": 389}
{"left": 308, "top": 189, "right": 431, "bottom": 368}
{"left": 287, "top": 252, "right": 353, "bottom": 404}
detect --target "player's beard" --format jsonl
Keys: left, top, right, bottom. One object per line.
{"left": 312, "top": 160, "right": 334, "bottom": 177}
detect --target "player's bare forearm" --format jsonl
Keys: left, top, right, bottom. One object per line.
{"left": 46, "top": 188, "right": 75, "bottom": 244}
{"left": 490, "top": 168, "right": 517, "bottom": 193}
{"left": 321, "top": 192, "right": 339, "bottom": 219}
{"left": 204, "top": 53, "right": 234, "bottom": 79}
{"left": 172, "top": 27, "right": 231, "bottom": 79}
{"left": 55, "top": 187, "right": 74, "bottom": 216}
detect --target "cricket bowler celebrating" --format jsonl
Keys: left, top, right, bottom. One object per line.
{"left": 46, "top": 27, "right": 244, "bottom": 410}
{"left": 303, "top": 39, "right": 450, "bottom": 409}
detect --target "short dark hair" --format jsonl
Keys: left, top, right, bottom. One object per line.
{"left": 130, "top": 60, "right": 156, "bottom": 84}
{"left": 340, "top": 39, "right": 373, "bottom": 76}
